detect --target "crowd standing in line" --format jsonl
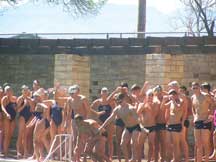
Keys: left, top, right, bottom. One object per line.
{"left": 0, "top": 80, "right": 216, "bottom": 162}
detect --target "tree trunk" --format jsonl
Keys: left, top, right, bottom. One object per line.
{"left": 137, "top": 0, "right": 146, "bottom": 38}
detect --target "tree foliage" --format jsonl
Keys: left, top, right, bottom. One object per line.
{"left": 0, "top": 0, "right": 107, "bottom": 16}
{"left": 176, "top": 0, "right": 216, "bottom": 36}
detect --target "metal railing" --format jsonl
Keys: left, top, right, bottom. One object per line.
{"left": 0, "top": 31, "right": 214, "bottom": 39}
{"left": 43, "top": 134, "right": 72, "bottom": 162}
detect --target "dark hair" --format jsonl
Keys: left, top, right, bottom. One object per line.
{"left": 115, "top": 93, "right": 125, "bottom": 101}
{"left": 180, "top": 85, "right": 187, "bottom": 91}
{"left": 74, "top": 114, "right": 84, "bottom": 121}
{"left": 201, "top": 82, "right": 211, "bottom": 92}
{"left": 192, "top": 82, "right": 199, "bottom": 87}
{"left": 120, "top": 82, "right": 128, "bottom": 88}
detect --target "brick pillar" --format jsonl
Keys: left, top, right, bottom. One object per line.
{"left": 54, "top": 54, "right": 90, "bottom": 99}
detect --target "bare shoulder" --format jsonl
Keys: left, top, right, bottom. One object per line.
{"left": 85, "top": 119, "right": 97, "bottom": 124}
{"left": 80, "top": 95, "right": 87, "bottom": 101}
{"left": 1, "top": 95, "right": 8, "bottom": 101}
{"left": 129, "top": 104, "right": 136, "bottom": 110}
{"left": 191, "top": 94, "right": 195, "bottom": 100}
{"left": 92, "top": 98, "right": 100, "bottom": 105}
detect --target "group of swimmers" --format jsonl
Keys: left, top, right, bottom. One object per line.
{"left": 0, "top": 79, "right": 216, "bottom": 162}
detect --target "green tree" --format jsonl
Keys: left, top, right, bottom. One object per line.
{"left": 0, "top": 0, "right": 107, "bottom": 16}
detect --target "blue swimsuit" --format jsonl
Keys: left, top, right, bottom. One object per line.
{"left": 20, "top": 101, "right": 32, "bottom": 123}
{"left": 6, "top": 102, "right": 16, "bottom": 121}
{"left": 98, "top": 104, "right": 112, "bottom": 123}
{"left": 51, "top": 104, "right": 63, "bottom": 127}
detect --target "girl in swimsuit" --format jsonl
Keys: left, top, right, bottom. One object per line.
{"left": 91, "top": 87, "right": 115, "bottom": 161}
{"left": 1, "top": 86, "right": 17, "bottom": 157}
{"left": 16, "top": 85, "right": 34, "bottom": 159}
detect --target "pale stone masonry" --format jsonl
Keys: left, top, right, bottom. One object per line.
{"left": 90, "top": 55, "right": 146, "bottom": 101}
{"left": 54, "top": 54, "right": 90, "bottom": 98}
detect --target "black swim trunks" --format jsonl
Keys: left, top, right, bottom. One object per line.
{"left": 194, "top": 120, "right": 212, "bottom": 130}
{"left": 115, "top": 118, "right": 125, "bottom": 128}
{"left": 156, "top": 123, "right": 166, "bottom": 131}
{"left": 167, "top": 124, "right": 182, "bottom": 132}
{"left": 184, "top": 119, "right": 190, "bottom": 128}
{"left": 144, "top": 125, "right": 157, "bottom": 133}
{"left": 126, "top": 124, "right": 141, "bottom": 133}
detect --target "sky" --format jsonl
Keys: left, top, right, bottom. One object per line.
{"left": 108, "top": 0, "right": 182, "bottom": 14}
{"left": 0, "top": 0, "right": 183, "bottom": 38}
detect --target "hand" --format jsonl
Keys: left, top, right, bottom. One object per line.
{"left": 141, "top": 127, "right": 149, "bottom": 134}
{"left": 6, "top": 113, "right": 11, "bottom": 120}
{"left": 98, "top": 111, "right": 106, "bottom": 116}
{"left": 116, "top": 86, "right": 122, "bottom": 92}
{"left": 162, "top": 96, "right": 170, "bottom": 103}
{"left": 143, "top": 81, "right": 149, "bottom": 88}
{"left": 24, "top": 99, "right": 28, "bottom": 106}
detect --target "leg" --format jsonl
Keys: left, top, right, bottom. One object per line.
{"left": 131, "top": 130, "right": 140, "bottom": 162}
{"left": 116, "top": 125, "right": 124, "bottom": 162}
{"left": 201, "top": 129, "right": 210, "bottom": 162}
{"left": 147, "top": 132, "right": 156, "bottom": 162}
{"left": 172, "top": 132, "right": 181, "bottom": 162}
{"left": 194, "top": 129, "right": 202, "bottom": 162}
{"left": 74, "top": 135, "right": 86, "bottom": 162}
{"left": 0, "top": 113, "right": 3, "bottom": 153}
{"left": 3, "top": 118, "right": 10, "bottom": 156}
{"left": 210, "top": 130, "right": 216, "bottom": 159}
{"left": 94, "top": 136, "right": 110, "bottom": 162}
{"left": 137, "top": 132, "right": 147, "bottom": 162}
{"left": 159, "top": 130, "right": 167, "bottom": 162}
{"left": 72, "top": 120, "right": 78, "bottom": 151}
{"left": 166, "top": 131, "right": 173, "bottom": 162}
{"left": 106, "top": 124, "right": 114, "bottom": 161}
{"left": 49, "top": 120, "right": 57, "bottom": 157}
{"left": 181, "top": 127, "right": 189, "bottom": 162}
{"left": 24, "top": 118, "right": 36, "bottom": 157}
{"left": 16, "top": 117, "right": 25, "bottom": 158}
{"left": 120, "top": 129, "right": 131, "bottom": 162}
{"left": 155, "top": 131, "right": 160, "bottom": 162}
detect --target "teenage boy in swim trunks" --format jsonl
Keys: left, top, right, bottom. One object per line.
{"left": 164, "top": 89, "right": 184, "bottom": 162}
{"left": 191, "top": 82, "right": 213, "bottom": 162}
{"left": 137, "top": 89, "right": 159, "bottom": 162}
{"left": 168, "top": 81, "right": 189, "bottom": 162}
{"left": 98, "top": 93, "right": 144, "bottom": 162}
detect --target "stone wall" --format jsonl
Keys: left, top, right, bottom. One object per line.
{"left": 144, "top": 53, "right": 216, "bottom": 90}
{"left": 0, "top": 54, "right": 54, "bottom": 95}
{"left": 54, "top": 54, "right": 90, "bottom": 98}
{"left": 89, "top": 55, "right": 146, "bottom": 101}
